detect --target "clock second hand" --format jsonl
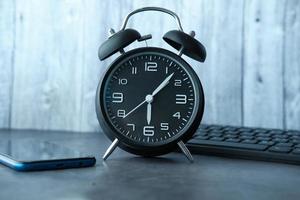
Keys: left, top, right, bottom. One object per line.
{"left": 123, "top": 73, "right": 174, "bottom": 119}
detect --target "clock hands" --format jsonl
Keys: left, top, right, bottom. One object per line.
{"left": 146, "top": 95, "right": 153, "bottom": 124}
{"left": 147, "top": 103, "right": 152, "bottom": 124}
{"left": 123, "top": 73, "right": 174, "bottom": 119}
{"left": 151, "top": 73, "right": 174, "bottom": 96}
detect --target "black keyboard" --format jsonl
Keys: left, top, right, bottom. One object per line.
{"left": 186, "top": 124, "right": 300, "bottom": 165}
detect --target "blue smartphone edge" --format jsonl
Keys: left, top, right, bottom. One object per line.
{"left": 0, "top": 153, "right": 96, "bottom": 171}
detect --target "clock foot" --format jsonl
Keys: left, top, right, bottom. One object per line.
{"left": 177, "top": 140, "right": 194, "bottom": 162}
{"left": 103, "top": 138, "right": 119, "bottom": 160}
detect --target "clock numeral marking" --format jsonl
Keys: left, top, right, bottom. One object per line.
{"left": 174, "top": 80, "right": 182, "bottom": 87}
{"left": 118, "top": 78, "right": 128, "bottom": 85}
{"left": 132, "top": 67, "right": 137, "bottom": 74}
{"left": 175, "top": 94, "right": 187, "bottom": 104}
{"left": 145, "top": 62, "right": 157, "bottom": 72}
{"left": 127, "top": 123, "right": 135, "bottom": 131}
{"left": 160, "top": 123, "right": 169, "bottom": 131}
{"left": 165, "top": 67, "right": 168, "bottom": 74}
{"left": 112, "top": 92, "right": 123, "bottom": 103}
{"left": 143, "top": 126, "right": 154, "bottom": 136}
{"left": 117, "top": 110, "right": 126, "bottom": 118}
{"left": 173, "top": 112, "right": 181, "bottom": 119}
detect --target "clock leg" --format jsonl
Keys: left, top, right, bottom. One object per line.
{"left": 103, "top": 138, "right": 119, "bottom": 160}
{"left": 177, "top": 140, "right": 194, "bottom": 162}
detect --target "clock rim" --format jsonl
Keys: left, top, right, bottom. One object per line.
{"left": 96, "top": 47, "right": 205, "bottom": 156}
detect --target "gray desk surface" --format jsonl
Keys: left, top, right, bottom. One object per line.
{"left": 0, "top": 129, "right": 300, "bottom": 200}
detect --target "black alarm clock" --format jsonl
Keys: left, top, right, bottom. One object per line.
{"left": 96, "top": 7, "right": 206, "bottom": 162}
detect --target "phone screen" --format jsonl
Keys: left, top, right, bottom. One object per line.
{"left": 0, "top": 139, "right": 86, "bottom": 162}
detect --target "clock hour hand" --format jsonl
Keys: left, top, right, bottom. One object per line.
{"left": 151, "top": 73, "right": 174, "bottom": 96}
{"left": 147, "top": 102, "right": 152, "bottom": 124}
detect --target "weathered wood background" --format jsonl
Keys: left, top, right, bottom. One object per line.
{"left": 0, "top": 0, "right": 299, "bottom": 132}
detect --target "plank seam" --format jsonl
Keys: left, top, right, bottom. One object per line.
{"left": 241, "top": 0, "right": 246, "bottom": 126}
{"left": 282, "top": 0, "right": 288, "bottom": 130}
{"left": 8, "top": 0, "right": 16, "bottom": 129}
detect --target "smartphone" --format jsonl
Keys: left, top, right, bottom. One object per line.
{"left": 0, "top": 139, "right": 96, "bottom": 171}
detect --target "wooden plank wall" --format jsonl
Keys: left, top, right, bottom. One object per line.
{"left": 0, "top": 0, "right": 299, "bottom": 132}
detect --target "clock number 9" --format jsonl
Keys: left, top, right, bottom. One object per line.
{"left": 112, "top": 92, "right": 123, "bottom": 103}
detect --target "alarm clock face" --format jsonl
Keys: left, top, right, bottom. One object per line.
{"left": 96, "top": 47, "right": 204, "bottom": 155}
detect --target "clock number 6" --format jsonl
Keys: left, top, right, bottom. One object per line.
{"left": 143, "top": 126, "right": 154, "bottom": 136}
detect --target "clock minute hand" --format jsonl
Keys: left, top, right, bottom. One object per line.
{"left": 123, "top": 99, "right": 146, "bottom": 118}
{"left": 151, "top": 73, "right": 174, "bottom": 96}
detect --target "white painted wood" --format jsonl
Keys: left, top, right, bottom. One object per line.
{"left": 182, "top": 0, "right": 244, "bottom": 126}
{"left": 11, "top": 0, "right": 84, "bottom": 131}
{"left": 0, "top": 0, "right": 299, "bottom": 131}
{"left": 80, "top": 0, "right": 134, "bottom": 131}
{"left": 284, "top": 0, "right": 300, "bottom": 130}
{"left": 0, "top": 0, "right": 15, "bottom": 128}
{"left": 243, "top": 0, "right": 285, "bottom": 129}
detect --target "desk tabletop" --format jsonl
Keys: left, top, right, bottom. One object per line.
{"left": 0, "top": 129, "right": 300, "bottom": 200}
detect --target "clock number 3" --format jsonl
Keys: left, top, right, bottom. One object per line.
{"left": 175, "top": 94, "right": 187, "bottom": 104}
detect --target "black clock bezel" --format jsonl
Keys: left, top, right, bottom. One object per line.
{"left": 96, "top": 47, "right": 205, "bottom": 156}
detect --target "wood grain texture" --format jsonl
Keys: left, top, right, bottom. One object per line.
{"left": 182, "top": 0, "right": 244, "bottom": 126}
{"left": 0, "top": 0, "right": 299, "bottom": 131}
{"left": 0, "top": 0, "right": 15, "bottom": 128}
{"left": 284, "top": 0, "right": 300, "bottom": 130}
{"left": 11, "top": 0, "right": 84, "bottom": 131}
{"left": 80, "top": 0, "right": 134, "bottom": 132}
{"left": 243, "top": 0, "right": 285, "bottom": 129}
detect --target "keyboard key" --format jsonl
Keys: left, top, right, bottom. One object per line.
{"left": 188, "top": 140, "right": 268, "bottom": 151}
{"left": 210, "top": 137, "right": 224, "bottom": 141}
{"left": 240, "top": 132, "right": 255, "bottom": 136}
{"left": 294, "top": 144, "right": 300, "bottom": 148}
{"left": 238, "top": 127, "right": 253, "bottom": 132}
{"left": 291, "top": 139, "right": 300, "bottom": 144}
{"left": 268, "top": 146, "right": 291, "bottom": 153}
{"left": 209, "top": 133, "right": 222, "bottom": 137}
{"left": 292, "top": 148, "right": 300, "bottom": 155}
{"left": 258, "top": 141, "right": 274, "bottom": 146}
{"left": 287, "top": 131, "right": 300, "bottom": 136}
{"left": 240, "top": 135, "right": 254, "bottom": 140}
{"left": 256, "top": 133, "right": 271, "bottom": 137}
{"left": 242, "top": 139, "right": 257, "bottom": 144}
{"left": 291, "top": 135, "right": 300, "bottom": 140}
{"left": 208, "top": 125, "right": 223, "bottom": 130}
{"left": 223, "top": 130, "right": 239, "bottom": 135}
{"left": 272, "top": 138, "right": 288, "bottom": 143}
{"left": 193, "top": 135, "right": 209, "bottom": 140}
{"left": 272, "top": 134, "right": 288, "bottom": 139}
{"left": 256, "top": 137, "right": 270, "bottom": 141}
{"left": 224, "top": 134, "right": 237, "bottom": 139}
{"left": 225, "top": 138, "right": 240, "bottom": 143}
{"left": 223, "top": 127, "right": 237, "bottom": 131}
{"left": 253, "top": 129, "right": 268, "bottom": 133}
{"left": 270, "top": 130, "right": 285, "bottom": 135}
{"left": 275, "top": 143, "right": 293, "bottom": 147}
